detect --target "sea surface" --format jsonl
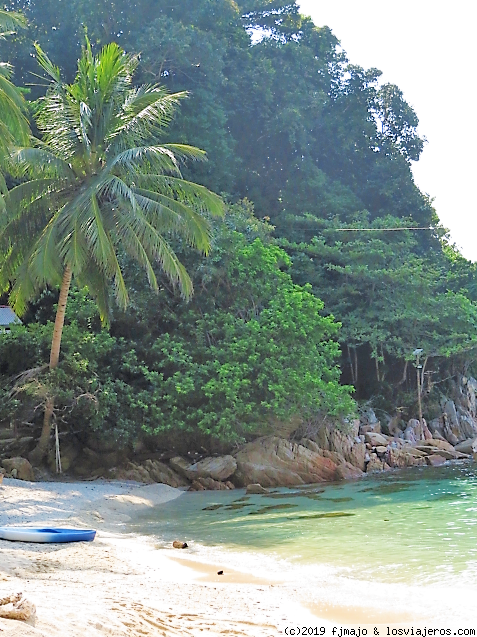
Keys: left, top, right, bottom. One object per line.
{"left": 132, "top": 462, "right": 477, "bottom": 623}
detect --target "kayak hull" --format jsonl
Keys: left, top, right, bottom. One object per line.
{"left": 0, "top": 527, "right": 96, "bottom": 543}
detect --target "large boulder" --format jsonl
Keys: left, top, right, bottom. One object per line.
{"left": 366, "top": 454, "right": 391, "bottom": 473}
{"left": 2, "top": 457, "right": 35, "bottom": 481}
{"left": 142, "top": 459, "right": 189, "bottom": 487}
{"left": 364, "top": 432, "right": 389, "bottom": 447}
{"left": 403, "top": 419, "right": 432, "bottom": 443}
{"left": 233, "top": 436, "right": 342, "bottom": 487}
{"left": 419, "top": 438, "right": 455, "bottom": 452}
{"left": 299, "top": 439, "right": 363, "bottom": 479}
{"left": 189, "top": 477, "right": 235, "bottom": 491}
{"left": 187, "top": 455, "right": 237, "bottom": 482}
{"left": 108, "top": 462, "right": 154, "bottom": 483}
{"left": 169, "top": 456, "right": 194, "bottom": 479}
{"left": 387, "top": 448, "right": 426, "bottom": 469}
{"left": 108, "top": 460, "right": 189, "bottom": 486}
{"left": 314, "top": 426, "right": 366, "bottom": 471}
{"left": 454, "top": 437, "right": 477, "bottom": 455}
{"left": 426, "top": 454, "right": 446, "bottom": 467}
{"left": 440, "top": 400, "right": 477, "bottom": 443}
{"left": 414, "top": 446, "right": 468, "bottom": 460}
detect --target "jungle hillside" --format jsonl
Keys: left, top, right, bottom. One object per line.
{"left": 1, "top": 0, "right": 477, "bottom": 470}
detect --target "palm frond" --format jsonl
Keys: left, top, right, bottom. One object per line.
{"left": 0, "top": 9, "right": 27, "bottom": 37}
{"left": 33, "top": 42, "right": 61, "bottom": 83}
{"left": 84, "top": 194, "right": 129, "bottom": 308}
{"left": 8, "top": 258, "right": 38, "bottom": 316}
{"left": 113, "top": 206, "right": 193, "bottom": 298}
{"left": 0, "top": 71, "right": 30, "bottom": 146}
{"left": 109, "top": 208, "right": 159, "bottom": 293}
{"left": 109, "top": 88, "right": 187, "bottom": 149}
{"left": 135, "top": 174, "right": 224, "bottom": 217}
{"left": 9, "top": 148, "right": 75, "bottom": 179}
{"left": 75, "top": 262, "right": 111, "bottom": 325}
{"left": 111, "top": 145, "right": 181, "bottom": 175}
{"left": 28, "top": 210, "right": 64, "bottom": 288}
{"left": 133, "top": 188, "right": 213, "bottom": 253}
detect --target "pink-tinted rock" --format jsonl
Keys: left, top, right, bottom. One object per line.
{"left": 234, "top": 436, "right": 341, "bottom": 487}
{"left": 426, "top": 454, "right": 446, "bottom": 467}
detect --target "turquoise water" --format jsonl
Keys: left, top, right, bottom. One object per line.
{"left": 133, "top": 462, "right": 477, "bottom": 587}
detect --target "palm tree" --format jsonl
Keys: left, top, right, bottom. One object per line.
{"left": 0, "top": 9, "right": 29, "bottom": 203}
{"left": 0, "top": 39, "right": 224, "bottom": 464}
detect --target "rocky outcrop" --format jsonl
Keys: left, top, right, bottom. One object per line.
{"left": 1, "top": 457, "right": 35, "bottom": 481}
{"left": 364, "top": 432, "right": 389, "bottom": 447}
{"left": 403, "top": 419, "right": 432, "bottom": 443}
{"left": 426, "top": 454, "right": 446, "bottom": 467}
{"left": 187, "top": 455, "right": 237, "bottom": 482}
{"left": 366, "top": 454, "right": 391, "bottom": 473}
{"left": 169, "top": 456, "right": 193, "bottom": 479}
{"left": 429, "top": 393, "right": 477, "bottom": 444}
{"left": 189, "top": 477, "right": 235, "bottom": 491}
{"left": 233, "top": 436, "right": 346, "bottom": 487}
{"left": 386, "top": 448, "right": 427, "bottom": 469}
{"left": 455, "top": 437, "right": 477, "bottom": 454}
{"left": 313, "top": 425, "right": 366, "bottom": 471}
{"left": 109, "top": 460, "right": 188, "bottom": 487}
{"left": 299, "top": 439, "right": 363, "bottom": 479}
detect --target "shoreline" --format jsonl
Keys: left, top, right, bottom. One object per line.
{"left": 0, "top": 477, "right": 320, "bottom": 636}
{"left": 0, "top": 477, "right": 474, "bottom": 635}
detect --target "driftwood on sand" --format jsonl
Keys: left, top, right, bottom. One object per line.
{"left": 0, "top": 592, "right": 36, "bottom": 620}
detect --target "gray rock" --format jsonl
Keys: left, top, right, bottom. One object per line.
{"left": 364, "top": 432, "right": 389, "bottom": 447}
{"left": 246, "top": 483, "right": 269, "bottom": 495}
{"left": 454, "top": 437, "right": 477, "bottom": 455}
{"left": 2, "top": 457, "right": 35, "bottom": 481}
{"left": 169, "top": 456, "right": 194, "bottom": 479}
{"left": 187, "top": 455, "right": 237, "bottom": 482}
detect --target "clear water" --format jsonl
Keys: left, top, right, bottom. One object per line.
{"left": 132, "top": 462, "right": 477, "bottom": 590}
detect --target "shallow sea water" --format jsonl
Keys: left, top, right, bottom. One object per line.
{"left": 132, "top": 462, "right": 477, "bottom": 622}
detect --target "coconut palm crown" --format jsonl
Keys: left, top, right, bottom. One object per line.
{"left": 0, "top": 9, "right": 29, "bottom": 200}
{"left": 0, "top": 39, "right": 223, "bottom": 351}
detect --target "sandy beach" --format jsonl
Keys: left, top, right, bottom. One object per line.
{"left": 1, "top": 477, "right": 475, "bottom": 635}
{"left": 0, "top": 478, "right": 323, "bottom": 636}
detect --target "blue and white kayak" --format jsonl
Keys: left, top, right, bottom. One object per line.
{"left": 0, "top": 527, "right": 96, "bottom": 543}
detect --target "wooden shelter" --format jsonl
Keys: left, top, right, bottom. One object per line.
{"left": 0, "top": 306, "right": 21, "bottom": 331}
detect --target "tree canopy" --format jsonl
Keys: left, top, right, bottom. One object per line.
{"left": 1, "top": 0, "right": 477, "bottom": 448}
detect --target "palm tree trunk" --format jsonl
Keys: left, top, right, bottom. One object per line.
{"left": 29, "top": 266, "right": 72, "bottom": 466}
{"left": 49, "top": 265, "right": 72, "bottom": 369}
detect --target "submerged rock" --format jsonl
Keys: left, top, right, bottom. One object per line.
{"left": 246, "top": 483, "right": 269, "bottom": 495}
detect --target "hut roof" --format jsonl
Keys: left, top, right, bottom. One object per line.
{"left": 0, "top": 306, "right": 22, "bottom": 327}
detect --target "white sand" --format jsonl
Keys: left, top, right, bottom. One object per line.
{"left": 0, "top": 478, "right": 318, "bottom": 636}
{"left": 2, "top": 478, "right": 472, "bottom": 635}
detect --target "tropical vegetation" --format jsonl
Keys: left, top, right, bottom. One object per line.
{"left": 1, "top": 0, "right": 477, "bottom": 460}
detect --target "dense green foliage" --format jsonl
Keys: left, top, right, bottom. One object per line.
{"left": 1, "top": 0, "right": 477, "bottom": 448}
{"left": 0, "top": 206, "right": 353, "bottom": 444}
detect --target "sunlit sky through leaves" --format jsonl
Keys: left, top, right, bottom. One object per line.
{"left": 298, "top": 0, "right": 477, "bottom": 261}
